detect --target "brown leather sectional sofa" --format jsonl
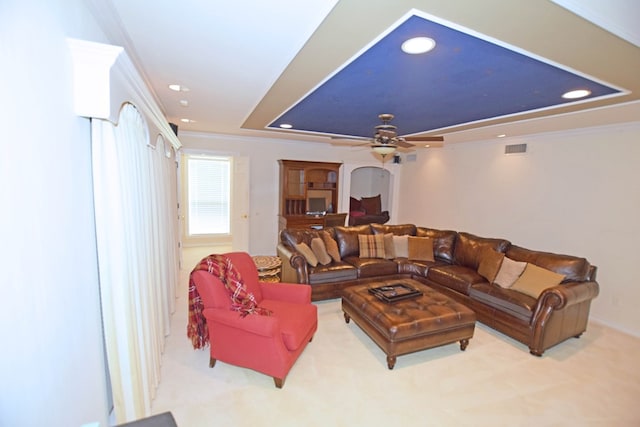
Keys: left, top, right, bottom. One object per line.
{"left": 276, "top": 223, "right": 600, "bottom": 356}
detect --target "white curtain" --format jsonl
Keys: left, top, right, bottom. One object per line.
{"left": 92, "top": 103, "right": 179, "bottom": 423}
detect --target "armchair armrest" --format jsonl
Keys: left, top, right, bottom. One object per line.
{"left": 203, "top": 308, "right": 279, "bottom": 338}
{"left": 260, "top": 282, "right": 312, "bottom": 303}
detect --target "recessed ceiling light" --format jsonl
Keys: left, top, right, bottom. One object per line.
{"left": 401, "top": 37, "right": 436, "bottom": 54}
{"left": 180, "top": 118, "right": 195, "bottom": 123}
{"left": 279, "top": 123, "right": 293, "bottom": 129}
{"left": 179, "top": 100, "right": 189, "bottom": 107}
{"left": 169, "top": 84, "right": 190, "bottom": 92}
{"left": 497, "top": 134, "right": 507, "bottom": 138}
{"left": 562, "top": 89, "right": 591, "bottom": 99}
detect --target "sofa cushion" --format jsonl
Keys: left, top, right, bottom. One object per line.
{"left": 393, "top": 235, "right": 409, "bottom": 258}
{"left": 510, "top": 263, "right": 566, "bottom": 298}
{"left": 296, "top": 242, "right": 318, "bottom": 267}
{"left": 494, "top": 256, "right": 527, "bottom": 288}
{"left": 416, "top": 227, "right": 458, "bottom": 262}
{"left": 397, "top": 259, "right": 444, "bottom": 276}
{"left": 469, "top": 282, "right": 536, "bottom": 322}
{"left": 344, "top": 256, "right": 398, "bottom": 278}
{"left": 506, "top": 245, "right": 591, "bottom": 282}
{"left": 408, "top": 236, "right": 434, "bottom": 261}
{"left": 454, "top": 232, "right": 510, "bottom": 270}
{"left": 311, "top": 237, "right": 332, "bottom": 265}
{"left": 334, "top": 225, "right": 372, "bottom": 258}
{"left": 427, "top": 265, "right": 485, "bottom": 295}
{"left": 371, "top": 223, "right": 417, "bottom": 236}
{"left": 308, "top": 262, "right": 358, "bottom": 284}
{"left": 360, "top": 194, "right": 382, "bottom": 214}
{"left": 477, "top": 247, "right": 505, "bottom": 283}
{"left": 320, "top": 230, "right": 341, "bottom": 262}
{"left": 358, "top": 234, "right": 386, "bottom": 259}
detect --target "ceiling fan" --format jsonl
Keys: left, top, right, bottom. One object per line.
{"left": 331, "top": 113, "right": 444, "bottom": 155}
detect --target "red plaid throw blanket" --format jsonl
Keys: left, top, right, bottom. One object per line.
{"left": 187, "top": 254, "right": 272, "bottom": 349}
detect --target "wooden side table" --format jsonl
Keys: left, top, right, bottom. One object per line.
{"left": 252, "top": 255, "right": 282, "bottom": 282}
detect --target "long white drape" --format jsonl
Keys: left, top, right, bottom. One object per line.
{"left": 92, "top": 103, "right": 179, "bottom": 423}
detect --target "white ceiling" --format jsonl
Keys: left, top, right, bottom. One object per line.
{"left": 96, "top": 0, "right": 640, "bottom": 145}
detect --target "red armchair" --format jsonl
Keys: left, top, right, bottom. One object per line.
{"left": 190, "top": 252, "right": 317, "bottom": 388}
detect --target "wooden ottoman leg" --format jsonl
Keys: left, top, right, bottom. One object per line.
{"left": 386, "top": 355, "right": 396, "bottom": 370}
{"left": 343, "top": 312, "right": 351, "bottom": 323}
{"left": 460, "top": 339, "right": 469, "bottom": 351}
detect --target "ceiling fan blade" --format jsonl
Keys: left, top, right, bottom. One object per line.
{"left": 395, "top": 139, "right": 415, "bottom": 148}
{"left": 403, "top": 135, "right": 445, "bottom": 142}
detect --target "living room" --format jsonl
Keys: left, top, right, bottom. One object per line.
{"left": 2, "top": 1, "right": 639, "bottom": 426}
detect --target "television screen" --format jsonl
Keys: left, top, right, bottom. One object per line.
{"left": 307, "top": 197, "right": 326, "bottom": 213}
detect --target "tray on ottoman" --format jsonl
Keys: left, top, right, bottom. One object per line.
{"left": 368, "top": 283, "right": 422, "bottom": 303}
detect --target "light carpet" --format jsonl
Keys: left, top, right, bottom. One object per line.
{"left": 151, "top": 252, "right": 640, "bottom": 426}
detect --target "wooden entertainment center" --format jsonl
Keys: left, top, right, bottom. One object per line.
{"left": 278, "top": 160, "right": 346, "bottom": 231}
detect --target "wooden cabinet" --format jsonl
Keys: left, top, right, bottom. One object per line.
{"left": 278, "top": 160, "right": 342, "bottom": 231}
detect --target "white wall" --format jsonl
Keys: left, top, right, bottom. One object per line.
{"left": 179, "top": 133, "right": 384, "bottom": 255}
{"left": 0, "top": 1, "right": 112, "bottom": 426}
{"left": 397, "top": 122, "right": 640, "bottom": 337}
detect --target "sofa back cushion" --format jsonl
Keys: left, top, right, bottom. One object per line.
{"left": 505, "top": 245, "right": 591, "bottom": 282}
{"left": 453, "top": 232, "right": 510, "bottom": 270}
{"left": 334, "top": 225, "right": 372, "bottom": 258}
{"left": 416, "top": 227, "right": 458, "bottom": 263}
{"left": 280, "top": 228, "right": 324, "bottom": 248}
{"left": 371, "top": 223, "right": 417, "bottom": 236}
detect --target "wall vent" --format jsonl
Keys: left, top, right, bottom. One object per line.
{"left": 406, "top": 153, "right": 418, "bottom": 162}
{"left": 504, "top": 143, "right": 527, "bottom": 154}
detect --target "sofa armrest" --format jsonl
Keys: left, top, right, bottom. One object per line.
{"left": 277, "top": 243, "right": 310, "bottom": 284}
{"left": 203, "top": 308, "right": 279, "bottom": 338}
{"left": 533, "top": 280, "right": 600, "bottom": 317}
{"left": 260, "top": 282, "right": 312, "bottom": 303}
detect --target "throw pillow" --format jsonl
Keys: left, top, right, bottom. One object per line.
{"left": 349, "top": 196, "right": 363, "bottom": 212}
{"left": 310, "top": 237, "right": 332, "bottom": 265}
{"left": 407, "top": 236, "right": 434, "bottom": 261}
{"left": 511, "top": 263, "right": 566, "bottom": 298}
{"left": 392, "top": 235, "right": 409, "bottom": 258}
{"left": 477, "top": 247, "right": 505, "bottom": 283}
{"left": 358, "top": 234, "right": 386, "bottom": 259}
{"left": 360, "top": 194, "right": 382, "bottom": 215}
{"left": 295, "top": 242, "right": 318, "bottom": 267}
{"left": 320, "top": 230, "right": 341, "bottom": 262}
{"left": 383, "top": 233, "right": 396, "bottom": 259}
{"left": 493, "top": 256, "right": 527, "bottom": 288}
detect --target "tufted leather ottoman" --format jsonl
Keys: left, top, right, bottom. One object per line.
{"left": 342, "top": 279, "right": 476, "bottom": 369}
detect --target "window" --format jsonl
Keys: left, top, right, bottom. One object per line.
{"left": 187, "top": 155, "right": 231, "bottom": 235}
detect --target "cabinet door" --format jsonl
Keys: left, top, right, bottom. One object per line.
{"left": 287, "top": 169, "right": 304, "bottom": 196}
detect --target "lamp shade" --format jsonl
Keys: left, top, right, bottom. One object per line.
{"left": 372, "top": 144, "right": 397, "bottom": 155}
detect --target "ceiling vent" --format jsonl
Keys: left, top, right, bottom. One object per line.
{"left": 504, "top": 143, "right": 527, "bottom": 154}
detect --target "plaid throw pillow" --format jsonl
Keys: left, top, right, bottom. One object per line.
{"left": 358, "top": 234, "right": 386, "bottom": 259}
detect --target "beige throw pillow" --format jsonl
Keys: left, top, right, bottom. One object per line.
{"left": 311, "top": 237, "right": 332, "bottom": 265}
{"left": 494, "top": 256, "right": 527, "bottom": 288}
{"left": 407, "top": 236, "right": 434, "bottom": 261}
{"left": 383, "top": 233, "right": 396, "bottom": 259}
{"left": 477, "top": 248, "right": 505, "bottom": 283}
{"left": 511, "top": 263, "right": 566, "bottom": 298}
{"left": 320, "top": 230, "right": 341, "bottom": 262}
{"left": 358, "top": 234, "right": 386, "bottom": 259}
{"left": 392, "top": 235, "right": 409, "bottom": 258}
{"left": 295, "top": 242, "right": 318, "bottom": 267}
